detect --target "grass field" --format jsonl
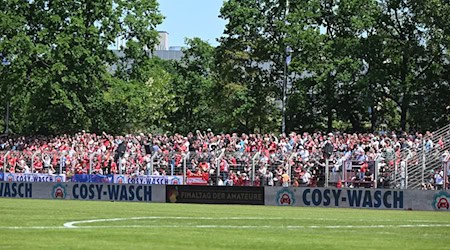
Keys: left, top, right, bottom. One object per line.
{"left": 0, "top": 198, "right": 449, "bottom": 249}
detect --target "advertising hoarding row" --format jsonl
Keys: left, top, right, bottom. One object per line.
{"left": 0, "top": 181, "right": 449, "bottom": 211}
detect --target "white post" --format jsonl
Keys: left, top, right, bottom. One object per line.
{"left": 3, "top": 151, "right": 10, "bottom": 174}
{"left": 325, "top": 158, "right": 329, "bottom": 188}
{"left": 252, "top": 151, "right": 261, "bottom": 186}
{"left": 150, "top": 152, "right": 158, "bottom": 175}
{"left": 444, "top": 155, "right": 450, "bottom": 190}
{"left": 183, "top": 152, "right": 190, "bottom": 185}
{"left": 405, "top": 151, "right": 411, "bottom": 189}
{"left": 216, "top": 149, "right": 226, "bottom": 185}
{"left": 421, "top": 141, "right": 426, "bottom": 187}
{"left": 59, "top": 153, "right": 64, "bottom": 174}
{"left": 374, "top": 159, "right": 379, "bottom": 189}
{"left": 394, "top": 153, "right": 398, "bottom": 188}
{"left": 343, "top": 161, "right": 348, "bottom": 187}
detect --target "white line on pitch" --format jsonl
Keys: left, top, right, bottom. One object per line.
{"left": 2, "top": 224, "right": 450, "bottom": 230}
{"left": 62, "top": 216, "right": 433, "bottom": 228}
{"left": 0, "top": 226, "right": 66, "bottom": 230}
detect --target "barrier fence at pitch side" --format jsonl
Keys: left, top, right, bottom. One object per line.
{"left": 1, "top": 149, "right": 449, "bottom": 190}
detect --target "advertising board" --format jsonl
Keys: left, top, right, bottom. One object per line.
{"left": 0, "top": 181, "right": 165, "bottom": 202}
{"left": 166, "top": 185, "right": 264, "bottom": 205}
{"left": 3, "top": 173, "right": 66, "bottom": 183}
{"left": 265, "top": 187, "right": 450, "bottom": 211}
{"left": 114, "top": 175, "right": 182, "bottom": 185}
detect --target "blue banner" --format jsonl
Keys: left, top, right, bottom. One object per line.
{"left": 114, "top": 175, "right": 182, "bottom": 185}
{"left": 71, "top": 174, "right": 114, "bottom": 183}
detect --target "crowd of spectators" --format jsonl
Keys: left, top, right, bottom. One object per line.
{"left": 0, "top": 129, "right": 449, "bottom": 189}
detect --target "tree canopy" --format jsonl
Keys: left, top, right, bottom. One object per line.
{"left": 1, "top": 0, "right": 449, "bottom": 135}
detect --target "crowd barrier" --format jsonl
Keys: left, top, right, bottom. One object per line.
{"left": 0, "top": 181, "right": 449, "bottom": 211}
{"left": 0, "top": 173, "right": 183, "bottom": 185}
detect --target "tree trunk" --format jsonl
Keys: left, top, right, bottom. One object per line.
{"left": 4, "top": 101, "right": 10, "bottom": 134}
{"left": 349, "top": 112, "right": 361, "bottom": 132}
{"left": 327, "top": 106, "right": 333, "bottom": 132}
{"left": 370, "top": 106, "right": 377, "bottom": 132}
{"left": 400, "top": 99, "right": 408, "bottom": 131}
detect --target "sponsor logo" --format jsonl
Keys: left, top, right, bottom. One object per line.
{"left": 167, "top": 187, "right": 179, "bottom": 203}
{"left": 276, "top": 188, "right": 295, "bottom": 206}
{"left": 433, "top": 191, "right": 450, "bottom": 210}
{"left": 170, "top": 177, "right": 181, "bottom": 185}
{"left": 52, "top": 183, "right": 67, "bottom": 199}
{"left": 6, "top": 174, "right": 14, "bottom": 182}
{"left": 116, "top": 176, "right": 125, "bottom": 184}
{"left": 54, "top": 176, "right": 63, "bottom": 183}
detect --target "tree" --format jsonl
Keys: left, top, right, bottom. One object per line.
{"left": 0, "top": 1, "right": 34, "bottom": 134}
{"left": 366, "top": 0, "right": 449, "bottom": 131}
{"left": 168, "top": 38, "right": 216, "bottom": 133}
{"left": 286, "top": 0, "right": 379, "bottom": 131}
{"left": 0, "top": 0, "right": 163, "bottom": 134}
{"left": 217, "top": 0, "right": 286, "bottom": 133}
{"left": 99, "top": 58, "right": 176, "bottom": 134}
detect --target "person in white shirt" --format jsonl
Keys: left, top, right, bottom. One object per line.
{"left": 302, "top": 170, "right": 312, "bottom": 186}
{"left": 434, "top": 168, "right": 444, "bottom": 190}
{"left": 299, "top": 146, "right": 309, "bottom": 162}
{"left": 264, "top": 169, "right": 274, "bottom": 186}
{"left": 258, "top": 165, "right": 267, "bottom": 178}
{"left": 43, "top": 155, "right": 51, "bottom": 169}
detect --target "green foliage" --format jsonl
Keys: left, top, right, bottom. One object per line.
{"left": 284, "top": 0, "right": 449, "bottom": 132}
{"left": 216, "top": 0, "right": 286, "bottom": 133}
{"left": 0, "top": 0, "right": 163, "bottom": 135}
{"left": 168, "top": 38, "right": 216, "bottom": 133}
{"left": 1, "top": 0, "right": 449, "bottom": 135}
{"left": 104, "top": 58, "right": 176, "bottom": 133}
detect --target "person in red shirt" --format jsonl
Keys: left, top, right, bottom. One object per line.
{"left": 34, "top": 158, "right": 43, "bottom": 173}
{"left": 202, "top": 170, "right": 209, "bottom": 182}
{"left": 110, "top": 162, "right": 117, "bottom": 174}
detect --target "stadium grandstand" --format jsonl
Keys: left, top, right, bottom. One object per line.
{"left": 1, "top": 124, "right": 449, "bottom": 190}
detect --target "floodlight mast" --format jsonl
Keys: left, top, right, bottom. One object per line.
{"left": 281, "top": 0, "right": 290, "bottom": 134}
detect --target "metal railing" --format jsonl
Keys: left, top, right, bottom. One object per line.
{"left": 392, "top": 123, "right": 450, "bottom": 189}
{"left": 0, "top": 138, "right": 447, "bottom": 188}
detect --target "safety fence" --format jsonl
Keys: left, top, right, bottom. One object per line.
{"left": 391, "top": 124, "right": 450, "bottom": 189}
{"left": 1, "top": 149, "right": 449, "bottom": 190}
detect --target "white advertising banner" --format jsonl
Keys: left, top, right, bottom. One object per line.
{"left": 113, "top": 175, "right": 183, "bottom": 185}
{"left": 0, "top": 181, "right": 165, "bottom": 203}
{"left": 265, "top": 187, "right": 450, "bottom": 211}
{"left": 3, "top": 173, "right": 66, "bottom": 183}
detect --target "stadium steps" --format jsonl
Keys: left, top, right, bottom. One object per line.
{"left": 392, "top": 123, "right": 450, "bottom": 189}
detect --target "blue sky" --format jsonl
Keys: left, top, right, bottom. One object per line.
{"left": 157, "top": 0, "right": 227, "bottom": 47}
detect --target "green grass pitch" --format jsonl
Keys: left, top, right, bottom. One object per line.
{"left": 0, "top": 198, "right": 449, "bottom": 249}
